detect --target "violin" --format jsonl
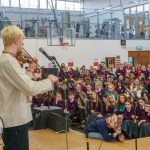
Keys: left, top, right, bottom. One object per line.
{"left": 16, "top": 51, "right": 33, "bottom": 64}
{"left": 16, "top": 48, "right": 48, "bottom": 78}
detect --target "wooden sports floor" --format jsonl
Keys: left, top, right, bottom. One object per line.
{"left": 0, "top": 129, "right": 149, "bottom": 150}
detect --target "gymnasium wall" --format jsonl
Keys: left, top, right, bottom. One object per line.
{"left": 0, "top": 38, "right": 149, "bottom": 68}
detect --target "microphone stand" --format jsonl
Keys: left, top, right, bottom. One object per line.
{"left": 42, "top": 55, "right": 103, "bottom": 150}
{"left": 134, "top": 102, "right": 138, "bottom": 150}
{"left": 85, "top": 118, "right": 89, "bottom": 150}
{"left": 110, "top": 73, "right": 138, "bottom": 150}
{"left": 47, "top": 91, "right": 51, "bottom": 109}
{"left": 63, "top": 79, "right": 69, "bottom": 150}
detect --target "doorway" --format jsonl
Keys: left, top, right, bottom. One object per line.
{"left": 105, "top": 57, "right": 115, "bottom": 68}
{"left": 128, "top": 57, "right": 139, "bottom": 66}
{"left": 128, "top": 51, "right": 150, "bottom": 66}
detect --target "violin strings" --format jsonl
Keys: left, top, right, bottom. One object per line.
{"left": 23, "top": 48, "right": 48, "bottom": 78}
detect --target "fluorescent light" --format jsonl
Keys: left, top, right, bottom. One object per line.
{"left": 104, "top": 7, "right": 112, "bottom": 10}
{"left": 132, "top": 0, "right": 139, "bottom": 3}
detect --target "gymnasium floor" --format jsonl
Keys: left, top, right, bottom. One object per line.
{"left": 0, "top": 129, "right": 149, "bottom": 150}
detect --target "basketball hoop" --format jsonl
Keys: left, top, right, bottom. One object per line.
{"left": 59, "top": 42, "right": 69, "bottom": 46}
{"left": 59, "top": 42, "right": 69, "bottom": 50}
{"left": 47, "top": 28, "right": 75, "bottom": 46}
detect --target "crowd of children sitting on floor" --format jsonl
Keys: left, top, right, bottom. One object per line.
{"left": 30, "top": 62, "right": 150, "bottom": 140}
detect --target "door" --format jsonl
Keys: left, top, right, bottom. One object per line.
{"left": 128, "top": 51, "right": 150, "bottom": 66}
{"left": 138, "top": 51, "right": 150, "bottom": 66}
{"left": 128, "top": 57, "right": 139, "bottom": 66}
{"left": 105, "top": 57, "right": 115, "bottom": 68}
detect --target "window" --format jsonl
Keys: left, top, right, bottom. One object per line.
{"left": 40, "top": 0, "right": 47, "bottom": 9}
{"left": 125, "top": 17, "right": 130, "bottom": 29}
{"left": 131, "top": 7, "right": 136, "bottom": 14}
{"left": 137, "top": 5, "right": 143, "bottom": 13}
{"left": 74, "top": 3, "right": 80, "bottom": 11}
{"left": 145, "top": 12, "right": 149, "bottom": 26}
{"left": 57, "top": 1, "right": 66, "bottom": 10}
{"left": 124, "top": 8, "right": 130, "bottom": 14}
{"left": 11, "top": 0, "right": 19, "bottom": 7}
{"left": 1, "top": 0, "right": 9, "bottom": 7}
{"left": 144, "top": 4, "right": 149, "bottom": 12}
{"left": 66, "top": 2, "right": 74, "bottom": 11}
{"left": 130, "top": 16, "right": 136, "bottom": 27}
{"left": 138, "top": 14, "right": 144, "bottom": 25}
{"left": 30, "top": 0, "right": 38, "bottom": 8}
{"left": 48, "top": 0, "right": 56, "bottom": 9}
{"left": 145, "top": 27, "right": 150, "bottom": 39}
{"left": 57, "top": 1, "right": 80, "bottom": 11}
{"left": 20, "top": 0, "right": 29, "bottom": 8}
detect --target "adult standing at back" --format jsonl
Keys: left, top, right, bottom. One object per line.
{"left": 0, "top": 25, "right": 58, "bottom": 150}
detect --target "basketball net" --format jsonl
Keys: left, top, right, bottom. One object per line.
{"left": 59, "top": 42, "right": 69, "bottom": 50}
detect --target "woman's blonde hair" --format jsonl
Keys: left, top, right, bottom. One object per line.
{"left": 1, "top": 25, "right": 25, "bottom": 48}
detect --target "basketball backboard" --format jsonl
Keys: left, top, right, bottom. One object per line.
{"left": 47, "top": 28, "right": 75, "bottom": 46}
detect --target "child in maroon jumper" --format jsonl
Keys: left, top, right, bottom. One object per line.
{"left": 136, "top": 98, "right": 145, "bottom": 120}
{"left": 121, "top": 100, "right": 135, "bottom": 139}
{"left": 51, "top": 92, "right": 65, "bottom": 110}
{"left": 94, "top": 82, "right": 105, "bottom": 101}
{"left": 77, "top": 92, "right": 89, "bottom": 125}
{"left": 138, "top": 101, "right": 150, "bottom": 137}
{"left": 64, "top": 91, "right": 79, "bottom": 121}
{"left": 131, "top": 97, "right": 145, "bottom": 137}
{"left": 85, "top": 84, "right": 93, "bottom": 100}
{"left": 105, "top": 94, "right": 117, "bottom": 115}
{"left": 89, "top": 91, "right": 103, "bottom": 114}
{"left": 116, "top": 94, "right": 128, "bottom": 115}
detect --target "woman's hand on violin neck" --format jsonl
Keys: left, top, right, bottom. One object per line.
{"left": 32, "top": 57, "right": 38, "bottom": 63}
{"left": 48, "top": 74, "right": 59, "bottom": 83}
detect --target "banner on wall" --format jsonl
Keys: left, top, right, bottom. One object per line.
{"left": 115, "top": 56, "right": 121, "bottom": 67}
{"left": 68, "top": 59, "right": 74, "bottom": 67}
{"left": 93, "top": 58, "right": 99, "bottom": 66}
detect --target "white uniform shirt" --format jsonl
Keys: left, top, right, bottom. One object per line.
{"left": 0, "top": 53, "right": 53, "bottom": 128}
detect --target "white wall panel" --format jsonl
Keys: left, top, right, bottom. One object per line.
{"left": 0, "top": 38, "right": 149, "bottom": 68}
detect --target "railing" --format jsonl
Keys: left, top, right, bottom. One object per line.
{"left": 0, "top": 20, "right": 150, "bottom": 40}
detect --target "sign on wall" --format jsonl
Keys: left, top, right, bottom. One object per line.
{"left": 136, "top": 46, "right": 143, "bottom": 50}
{"left": 121, "top": 40, "right": 126, "bottom": 46}
{"left": 68, "top": 59, "right": 74, "bottom": 67}
{"left": 93, "top": 58, "right": 99, "bottom": 66}
{"left": 116, "top": 56, "right": 121, "bottom": 67}
{"left": 121, "top": 40, "right": 126, "bottom": 49}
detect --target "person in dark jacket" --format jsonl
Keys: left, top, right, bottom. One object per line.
{"left": 86, "top": 114, "right": 125, "bottom": 142}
